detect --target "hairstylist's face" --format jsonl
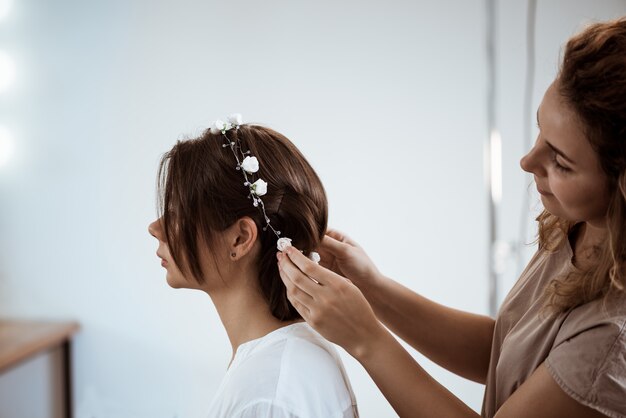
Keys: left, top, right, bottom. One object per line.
{"left": 519, "top": 81, "right": 610, "bottom": 226}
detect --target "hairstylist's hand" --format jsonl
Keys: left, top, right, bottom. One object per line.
{"left": 317, "top": 229, "right": 383, "bottom": 295}
{"left": 277, "top": 246, "right": 386, "bottom": 358}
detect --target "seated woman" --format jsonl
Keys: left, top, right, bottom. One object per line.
{"left": 148, "top": 114, "right": 358, "bottom": 418}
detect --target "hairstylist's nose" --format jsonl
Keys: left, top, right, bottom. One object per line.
{"left": 520, "top": 153, "right": 531, "bottom": 173}
{"left": 520, "top": 139, "right": 540, "bottom": 175}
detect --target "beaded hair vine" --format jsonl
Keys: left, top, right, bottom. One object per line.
{"left": 210, "top": 114, "right": 320, "bottom": 264}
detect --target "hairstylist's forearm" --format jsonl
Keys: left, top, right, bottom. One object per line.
{"left": 354, "top": 326, "right": 479, "bottom": 418}
{"left": 362, "top": 274, "right": 495, "bottom": 384}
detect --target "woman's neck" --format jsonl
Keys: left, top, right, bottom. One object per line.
{"left": 570, "top": 221, "right": 607, "bottom": 269}
{"left": 206, "top": 279, "right": 299, "bottom": 363}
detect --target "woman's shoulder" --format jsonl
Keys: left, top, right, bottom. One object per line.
{"left": 243, "top": 322, "right": 357, "bottom": 417}
{"left": 554, "top": 292, "right": 626, "bottom": 347}
{"left": 271, "top": 322, "right": 347, "bottom": 381}
{"left": 284, "top": 323, "right": 342, "bottom": 362}
{"left": 275, "top": 324, "right": 357, "bottom": 416}
{"left": 232, "top": 322, "right": 353, "bottom": 392}
{"left": 211, "top": 323, "right": 357, "bottom": 418}
{"left": 545, "top": 294, "right": 626, "bottom": 418}
{"left": 238, "top": 322, "right": 338, "bottom": 361}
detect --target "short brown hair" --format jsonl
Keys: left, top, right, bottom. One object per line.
{"left": 538, "top": 18, "right": 626, "bottom": 313}
{"left": 156, "top": 124, "right": 328, "bottom": 321}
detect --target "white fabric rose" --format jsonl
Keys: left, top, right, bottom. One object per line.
{"left": 277, "top": 237, "right": 293, "bottom": 252}
{"left": 227, "top": 113, "right": 243, "bottom": 126}
{"left": 210, "top": 120, "right": 225, "bottom": 134}
{"left": 308, "top": 251, "right": 321, "bottom": 264}
{"left": 241, "top": 156, "right": 259, "bottom": 173}
{"left": 251, "top": 179, "right": 268, "bottom": 196}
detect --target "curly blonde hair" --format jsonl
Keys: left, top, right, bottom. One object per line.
{"left": 538, "top": 18, "right": 626, "bottom": 314}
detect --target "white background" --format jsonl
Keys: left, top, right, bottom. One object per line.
{"left": 0, "top": 1, "right": 625, "bottom": 417}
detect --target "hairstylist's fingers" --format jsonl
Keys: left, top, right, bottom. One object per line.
{"left": 320, "top": 234, "right": 351, "bottom": 257}
{"left": 326, "top": 228, "right": 359, "bottom": 247}
{"left": 278, "top": 251, "right": 323, "bottom": 294}
{"left": 282, "top": 246, "right": 324, "bottom": 282}
{"left": 278, "top": 263, "right": 315, "bottom": 303}
{"left": 285, "top": 280, "right": 314, "bottom": 312}
{"left": 278, "top": 264, "right": 312, "bottom": 317}
{"left": 283, "top": 246, "right": 348, "bottom": 288}
{"left": 278, "top": 264, "right": 315, "bottom": 319}
{"left": 289, "top": 298, "right": 311, "bottom": 319}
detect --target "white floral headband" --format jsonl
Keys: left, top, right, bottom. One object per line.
{"left": 210, "top": 114, "right": 320, "bottom": 264}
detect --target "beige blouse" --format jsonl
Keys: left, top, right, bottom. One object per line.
{"left": 481, "top": 231, "right": 626, "bottom": 418}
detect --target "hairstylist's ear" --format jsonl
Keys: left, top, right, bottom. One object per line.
{"left": 228, "top": 217, "right": 259, "bottom": 260}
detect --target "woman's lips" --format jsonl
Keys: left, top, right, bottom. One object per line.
{"left": 157, "top": 252, "right": 168, "bottom": 267}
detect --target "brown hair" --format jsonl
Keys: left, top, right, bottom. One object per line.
{"left": 156, "top": 124, "right": 328, "bottom": 321}
{"left": 537, "top": 18, "right": 626, "bottom": 313}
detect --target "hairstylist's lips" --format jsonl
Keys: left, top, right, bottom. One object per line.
{"left": 537, "top": 186, "right": 552, "bottom": 196}
{"left": 534, "top": 177, "right": 552, "bottom": 196}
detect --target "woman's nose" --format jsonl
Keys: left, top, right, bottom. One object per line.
{"left": 148, "top": 218, "right": 162, "bottom": 240}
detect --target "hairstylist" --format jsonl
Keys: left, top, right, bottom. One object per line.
{"left": 276, "top": 18, "right": 626, "bottom": 418}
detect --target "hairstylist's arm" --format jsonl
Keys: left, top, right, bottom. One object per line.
{"left": 277, "top": 246, "right": 478, "bottom": 418}
{"left": 277, "top": 248, "right": 608, "bottom": 418}
{"left": 317, "top": 230, "right": 494, "bottom": 384}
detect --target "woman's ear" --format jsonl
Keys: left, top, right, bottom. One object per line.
{"left": 227, "top": 217, "right": 258, "bottom": 260}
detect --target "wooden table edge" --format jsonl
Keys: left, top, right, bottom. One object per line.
{"left": 0, "top": 320, "right": 80, "bottom": 374}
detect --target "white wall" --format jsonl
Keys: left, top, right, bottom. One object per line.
{"left": 0, "top": 1, "right": 624, "bottom": 417}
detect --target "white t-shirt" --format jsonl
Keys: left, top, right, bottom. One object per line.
{"left": 206, "top": 322, "right": 359, "bottom": 418}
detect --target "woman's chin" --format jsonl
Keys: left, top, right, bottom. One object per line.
{"left": 166, "top": 275, "right": 185, "bottom": 289}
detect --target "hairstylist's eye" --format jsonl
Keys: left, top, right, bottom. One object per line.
{"left": 551, "top": 152, "right": 570, "bottom": 173}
